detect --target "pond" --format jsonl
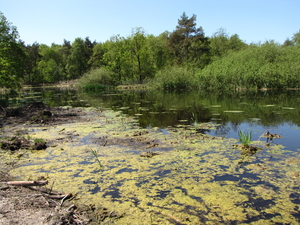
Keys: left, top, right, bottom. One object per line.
{"left": 6, "top": 88, "right": 300, "bottom": 224}
{"left": 78, "top": 90, "right": 300, "bottom": 149}
{"left": 26, "top": 88, "right": 299, "bottom": 152}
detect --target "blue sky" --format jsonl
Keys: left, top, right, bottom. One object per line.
{"left": 1, "top": 0, "right": 299, "bottom": 45}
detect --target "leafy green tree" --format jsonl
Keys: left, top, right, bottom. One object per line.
{"left": 228, "top": 34, "right": 247, "bottom": 51}
{"left": 129, "top": 28, "right": 155, "bottom": 82}
{"left": 66, "top": 38, "right": 89, "bottom": 79}
{"left": 88, "top": 42, "right": 107, "bottom": 69}
{"left": 147, "top": 32, "right": 172, "bottom": 70}
{"left": 0, "top": 12, "right": 27, "bottom": 88}
{"left": 283, "top": 38, "right": 294, "bottom": 47}
{"left": 84, "top": 37, "right": 96, "bottom": 71}
{"left": 102, "top": 35, "right": 132, "bottom": 83}
{"left": 36, "top": 44, "right": 65, "bottom": 83}
{"left": 59, "top": 39, "right": 72, "bottom": 73}
{"left": 292, "top": 30, "right": 300, "bottom": 46}
{"left": 23, "top": 42, "right": 42, "bottom": 84}
{"left": 102, "top": 28, "right": 163, "bottom": 84}
{"left": 209, "top": 28, "right": 230, "bottom": 58}
{"left": 209, "top": 28, "right": 247, "bottom": 60}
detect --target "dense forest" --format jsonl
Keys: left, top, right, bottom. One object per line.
{"left": 1, "top": 11, "right": 300, "bottom": 90}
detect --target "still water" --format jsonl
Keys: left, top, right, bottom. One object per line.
{"left": 28, "top": 88, "right": 299, "bottom": 152}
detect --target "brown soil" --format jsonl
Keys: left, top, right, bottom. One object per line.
{"left": 0, "top": 103, "right": 121, "bottom": 224}
{"left": 0, "top": 171, "right": 122, "bottom": 224}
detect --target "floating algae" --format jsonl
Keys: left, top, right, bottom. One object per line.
{"left": 7, "top": 108, "right": 300, "bottom": 224}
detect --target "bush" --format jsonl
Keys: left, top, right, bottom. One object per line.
{"left": 77, "top": 68, "right": 116, "bottom": 90}
{"left": 153, "top": 67, "right": 196, "bottom": 90}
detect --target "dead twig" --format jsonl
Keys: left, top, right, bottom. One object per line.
{"left": 60, "top": 193, "right": 73, "bottom": 206}
{"left": 28, "top": 186, "right": 62, "bottom": 195}
{"left": 48, "top": 181, "right": 55, "bottom": 195}
{"left": 257, "top": 130, "right": 269, "bottom": 141}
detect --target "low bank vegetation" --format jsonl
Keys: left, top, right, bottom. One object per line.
{"left": 196, "top": 43, "right": 300, "bottom": 90}
{"left": 77, "top": 68, "right": 116, "bottom": 91}
{"left": 152, "top": 67, "right": 197, "bottom": 90}
{"left": 78, "top": 42, "right": 300, "bottom": 91}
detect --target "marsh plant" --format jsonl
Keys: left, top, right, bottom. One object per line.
{"left": 238, "top": 130, "right": 252, "bottom": 147}
{"left": 191, "top": 112, "right": 199, "bottom": 131}
{"left": 153, "top": 67, "right": 197, "bottom": 90}
{"left": 90, "top": 148, "right": 103, "bottom": 169}
{"left": 193, "top": 121, "right": 199, "bottom": 131}
{"left": 34, "top": 138, "right": 46, "bottom": 143}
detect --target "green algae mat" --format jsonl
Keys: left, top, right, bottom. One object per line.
{"left": 3, "top": 108, "right": 300, "bottom": 224}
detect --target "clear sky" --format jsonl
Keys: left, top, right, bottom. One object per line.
{"left": 1, "top": 0, "right": 299, "bottom": 46}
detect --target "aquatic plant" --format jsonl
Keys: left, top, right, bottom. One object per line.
{"left": 238, "top": 130, "right": 252, "bottom": 147}
{"left": 193, "top": 121, "right": 199, "bottom": 131}
{"left": 90, "top": 148, "right": 103, "bottom": 169}
{"left": 191, "top": 112, "right": 199, "bottom": 131}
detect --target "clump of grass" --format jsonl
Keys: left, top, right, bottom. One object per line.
{"left": 34, "top": 138, "right": 46, "bottom": 143}
{"left": 90, "top": 149, "right": 103, "bottom": 169}
{"left": 238, "top": 130, "right": 252, "bottom": 147}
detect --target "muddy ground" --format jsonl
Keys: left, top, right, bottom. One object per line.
{"left": 0, "top": 102, "right": 122, "bottom": 225}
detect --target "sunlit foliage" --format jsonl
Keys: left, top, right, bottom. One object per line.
{"left": 77, "top": 67, "right": 115, "bottom": 90}
{"left": 196, "top": 42, "right": 300, "bottom": 89}
{"left": 0, "top": 11, "right": 27, "bottom": 88}
{"left": 1, "top": 11, "right": 300, "bottom": 90}
{"left": 153, "top": 67, "right": 196, "bottom": 90}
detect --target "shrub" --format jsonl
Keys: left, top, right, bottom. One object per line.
{"left": 153, "top": 67, "right": 196, "bottom": 90}
{"left": 77, "top": 68, "right": 116, "bottom": 90}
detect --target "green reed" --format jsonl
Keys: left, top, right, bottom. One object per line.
{"left": 90, "top": 148, "right": 103, "bottom": 169}
{"left": 238, "top": 130, "right": 252, "bottom": 147}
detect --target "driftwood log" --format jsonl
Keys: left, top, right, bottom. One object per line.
{"left": 6, "top": 180, "right": 49, "bottom": 186}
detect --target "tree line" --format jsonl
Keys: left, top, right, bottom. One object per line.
{"left": 1, "top": 11, "right": 300, "bottom": 90}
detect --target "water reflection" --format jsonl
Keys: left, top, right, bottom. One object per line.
{"left": 77, "top": 89, "right": 300, "bottom": 151}
{"left": 77, "top": 89, "right": 300, "bottom": 127}
{"left": 15, "top": 88, "right": 300, "bottom": 152}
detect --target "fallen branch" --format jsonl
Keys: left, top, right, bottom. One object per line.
{"left": 60, "top": 193, "right": 73, "bottom": 206}
{"left": 257, "top": 130, "right": 269, "bottom": 141}
{"left": 6, "top": 180, "right": 49, "bottom": 186}
{"left": 20, "top": 193, "right": 72, "bottom": 200}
